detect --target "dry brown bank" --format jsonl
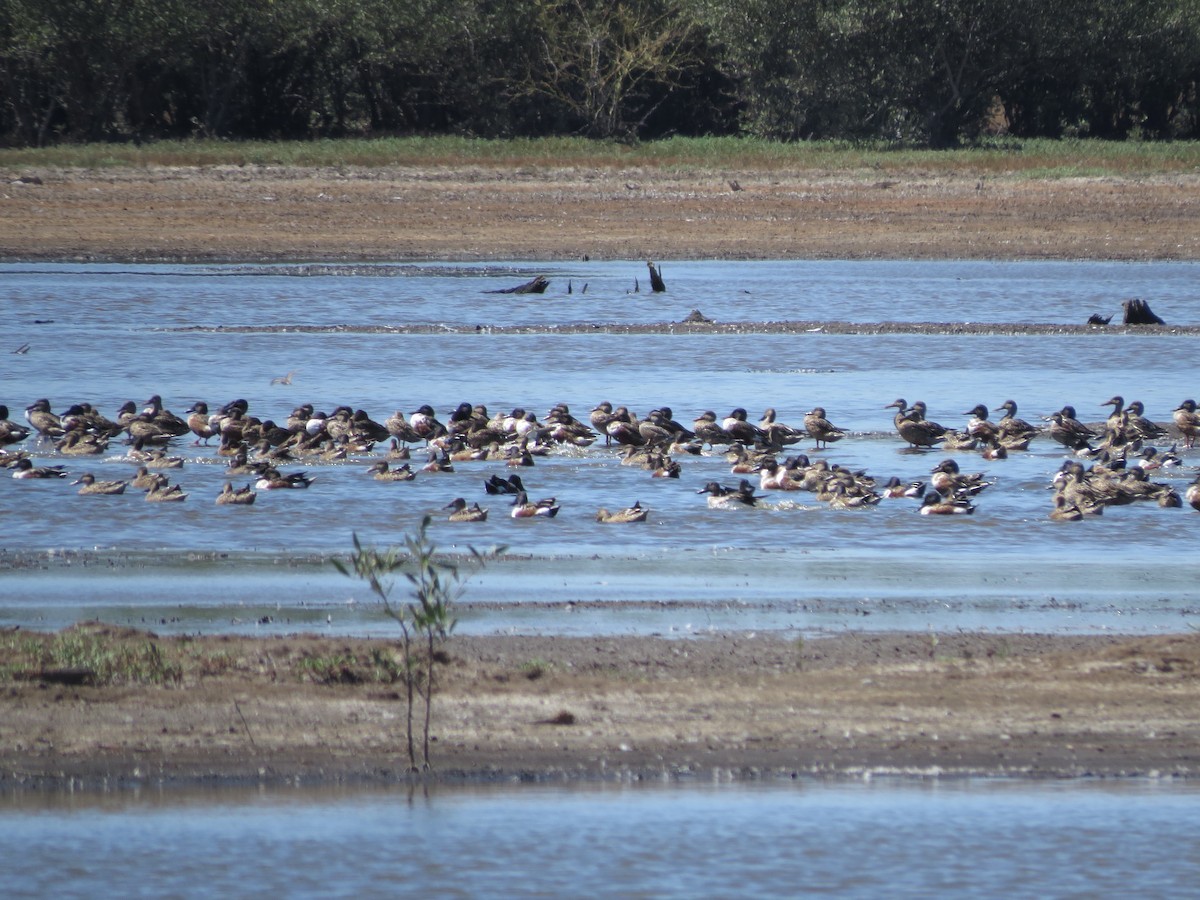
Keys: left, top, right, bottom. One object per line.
{"left": 3, "top": 166, "right": 1199, "bottom": 262}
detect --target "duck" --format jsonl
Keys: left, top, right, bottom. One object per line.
{"left": 880, "top": 476, "right": 926, "bottom": 499}
{"left": 885, "top": 399, "right": 946, "bottom": 449}
{"left": 0, "top": 405, "right": 31, "bottom": 445}
{"left": 1048, "top": 495, "right": 1084, "bottom": 521}
{"left": 1173, "top": 400, "right": 1200, "bottom": 449}
{"left": 1185, "top": 476, "right": 1200, "bottom": 512}
{"left": 649, "top": 454, "right": 682, "bottom": 478}
{"left": 420, "top": 450, "right": 455, "bottom": 473}
{"left": 59, "top": 403, "right": 122, "bottom": 438}
{"left": 24, "top": 398, "right": 65, "bottom": 437}
{"left": 255, "top": 468, "right": 315, "bottom": 490}
{"left": 139, "top": 394, "right": 190, "bottom": 437}
{"left": 757, "top": 456, "right": 803, "bottom": 491}
{"left": 825, "top": 481, "right": 880, "bottom": 509}
{"left": 485, "top": 473, "right": 526, "bottom": 495}
{"left": 129, "top": 442, "right": 185, "bottom": 468}
{"left": 590, "top": 402, "right": 618, "bottom": 446}
{"left": 930, "top": 458, "right": 991, "bottom": 496}
{"left": 691, "top": 410, "right": 734, "bottom": 448}
{"left": 994, "top": 400, "right": 1037, "bottom": 443}
{"left": 803, "top": 407, "right": 845, "bottom": 449}
{"left": 0, "top": 449, "right": 31, "bottom": 469}
{"left": 605, "top": 406, "right": 646, "bottom": 447}
{"left": 11, "top": 458, "right": 68, "bottom": 479}
{"left": 366, "top": 460, "right": 417, "bottom": 482}
{"left": 145, "top": 477, "right": 188, "bottom": 502}
{"left": 384, "top": 410, "right": 424, "bottom": 445}
{"left": 216, "top": 482, "right": 257, "bottom": 505}
{"left": 962, "top": 404, "right": 1000, "bottom": 442}
{"left": 757, "top": 408, "right": 804, "bottom": 451}
{"left": 129, "top": 466, "right": 160, "bottom": 490}
{"left": 409, "top": 404, "right": 447, "bottom": 442}
{"left": 545, "top": 407, "right": 598, "bottom": 448}
{"left": 721, "top": 408, "right": 764, "bottom": 447}
{"left": 696, "top": 479, "right": 759, "bottom": 509}
{"left": 919, "top": 491, "right": 976, "bottom": 515}
{"left": 445, "top": 497, "right": 488, "bottom": 522}
{"left": 1134, "top": 446, "right": 1181, "bottom": 471}
{"left": 55, "top": 429, "right": 108, "bottom": 456}
{"left": 1046, "top": 406, "right": 1095, "bottom": 451}
{"left": 595, "top": 501, "right": 649, "bottom": 523}
{"left": 186, "top": 401, "right": 221, "bottom": 444}
{"left": 510, "top": 491, "right": 560, "bottom": 518}
{"left": 72, "top": 472, "right": 128, "bottom": 495}
{"left": 1124, "top": 400, "right": 1168, "bottom": 441}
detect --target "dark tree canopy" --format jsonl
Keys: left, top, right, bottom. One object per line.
{"left": 2, "top": 0, "right": 1197, "bottom": 147}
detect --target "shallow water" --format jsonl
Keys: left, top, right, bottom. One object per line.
{"left": 3, "top": 780, "right": 1198, "bottom": 898}
{"left": 3, "top": 259, "right": 1199, "bottom": 637}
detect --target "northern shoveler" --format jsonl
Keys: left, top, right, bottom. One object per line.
{"left": 510, "top": 491, "right": 560, "bottom": 518}
{"left": 11, "top": 458, "right": 67, "bottom": 479}
{"left": 367, "top": 460, "right": 417, "bottom": 482}
{"left": 919, "top": 492, "right": 976, "bottom": 515}
{"left": 1046, "top": 406, "right": 1095, "bottom": 451}
{"left": 255, "top": 468, "right": 315, "bottom": 490}
{"left": 696, "top": 479, "right": 759, "bottom": 509}
{"left": 72, "top": 472, "right": 127, "bottom": 495}
{"left": 595, "top": 501, "right": 649, "bottom": 523}
{"left": 0, "top": 405, "right": 31, "bottom": 446}
{"left": 216, "top": 482, "right": 257, "bottom": 505}
{"left": 145, "top": 478, "right": 188, "bottom": 502}
{"left": 445, "top": 497, "right": 489, "bottom": 521}
{"left": 1173, "top": 400, "right": 1200, "bottom": 449}
{"left": 804, "top": 407, "right": 845, "bottom": 449}
{"left": 886, "top": 399, "right": 946, "bottom": 449}
{"left": 962, "top": 404, "right": 999, "bottom": 442}
{"left": 24, "top": 398, "right": 64, "bottom": 437}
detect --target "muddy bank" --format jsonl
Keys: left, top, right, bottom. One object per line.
{"left": 3, "top": 165, "right": 1199, "bottom": 262}
{"left": 3, "top": 627, "right": 1197, "bottom": 789}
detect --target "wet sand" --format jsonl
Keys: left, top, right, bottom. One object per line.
{"left": 2, "top": 162, "right": 1199, "bottom": 788}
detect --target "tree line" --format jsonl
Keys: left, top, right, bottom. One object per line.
{"left": 3, "top": 0, "right": 1198, "bottom": 148}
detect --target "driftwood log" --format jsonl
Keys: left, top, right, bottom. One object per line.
{"left": 485, "top": 275, "right": 550, "bottom": 295}
{"left": 1122, "top": 298, "right": 1165, "bottom": 325}
{"left": 647, "top": 261, "right": 666, "bottom": 293}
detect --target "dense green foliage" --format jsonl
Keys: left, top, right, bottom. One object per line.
{"left": 3, "top": 0, "right": 1198, "bottom": 147}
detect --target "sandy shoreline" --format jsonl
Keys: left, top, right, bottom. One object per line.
{"left": 4, "top": 163, "right": 1199, "bottom": 789}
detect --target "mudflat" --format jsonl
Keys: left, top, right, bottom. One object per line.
{"left": 2, "top": 162, "right": 1199, "bottom": 788}
{"left": 2, "top": 165, "right": 1198, "bottom": 262}
{"left": 2, "top": 624, "right": 1198, "bottom": 788}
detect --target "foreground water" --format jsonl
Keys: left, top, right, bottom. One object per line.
{"left": 3, "top": 779, "right": 1198, "bottom": 898}
{"left": 2, "top": 259, "right": 1198, "bottom": 637}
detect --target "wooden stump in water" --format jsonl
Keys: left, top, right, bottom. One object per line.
{"left": 1122, "top": 298, "right": 1165, "bottom": 325}
{"left": 647, "top": 261, "right": 666, "bottom": 293}
{"left": 485, "top": 275, "right": 550, "bottom": 295}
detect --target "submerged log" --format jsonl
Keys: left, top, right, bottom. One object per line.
{"left": 647, "top": 261, "right": 666, "bottom": 293}
{"left": 1122, "top": 298, "right": 1165, "bottom": 325}
{"left": 485, "top": 275, "right": 550, "bottom": 295}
